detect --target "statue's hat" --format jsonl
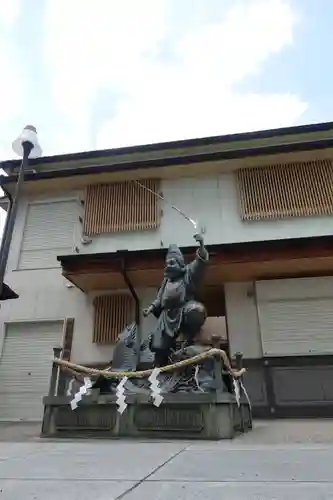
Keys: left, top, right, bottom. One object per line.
{"left": 166, "top": 244, "right": 185, "bottom": 267}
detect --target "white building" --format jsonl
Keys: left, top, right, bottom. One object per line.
{"left": 1, "top": 121, "right": 333, "bottom": 421}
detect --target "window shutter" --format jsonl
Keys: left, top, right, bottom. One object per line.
{"left": 84, "top": 179, "right": 160, "bottom": 235}
{"left": 235, "top": 160, "right": 333, "bottom": 221}
{"left": 256, "top": 278, "right": 333, "bottom": 356}
{"left": 19, "top": 201, "right": 77, "bottom": 269}
{"left": 93, "top": 294, "right": 134, "bottom": 344}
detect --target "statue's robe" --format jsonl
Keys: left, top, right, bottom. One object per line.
{"left": 149, "top": 247, "right": 209, "bottom": 353}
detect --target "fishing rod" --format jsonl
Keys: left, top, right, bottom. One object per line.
{"left": 134, "top": 179, "right": 201, "bottom": 232}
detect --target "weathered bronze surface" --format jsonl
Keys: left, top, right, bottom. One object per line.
{"left": 143, "top": 233, "right": 209, "bottom": 367}
{"left": 45, "top": 233, "right": 253, "bottom": 440}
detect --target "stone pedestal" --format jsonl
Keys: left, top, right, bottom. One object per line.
{"left": 41, "top": 392, "right": 252, "bottom": 440}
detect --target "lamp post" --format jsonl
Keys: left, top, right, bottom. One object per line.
{"left": 0, "top": 125, "right": 42, "bottom": 300}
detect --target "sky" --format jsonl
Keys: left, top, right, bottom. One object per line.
{"left": 0, "top": 0, "right": 332, "bottom": 233}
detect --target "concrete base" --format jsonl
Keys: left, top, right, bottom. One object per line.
{"left": 42, "top": 392, "right": 252, "bottom": 440}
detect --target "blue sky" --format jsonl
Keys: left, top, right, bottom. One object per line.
{"left": 0, "top": 0, "right": 332, "bottom": 229}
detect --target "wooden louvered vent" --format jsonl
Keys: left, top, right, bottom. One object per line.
{"left": 84, "top": 179, "right": 160, "bottom": 235}
{"left": 93, "top": 294, "right": 134, "bottom": 344}
{"left": 235, "top": 160, "right": 333, "bottom": 221}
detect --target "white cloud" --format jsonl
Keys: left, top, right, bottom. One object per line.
{"left": 0, "top": 0, "right": 21, "bottom": 29}
{"left": 177, "top": 0, "right": 296, "bottom": 83}
{"left": 44, "top": 0, "right": 306, "bottom": 150}
{"left": 97, "top": 92, "right": 306, "bottom": 148}
{"left": 43, "top": 0, "right": 169, "bottom": 152}
{"left": 0, "top": 50, "right": 23, "bottom": 129}
{"left": 0, "top": 0, "right": 308, "bottom": 239}
{"left": 0, "top": 0, "right": 23, "bottom": 236}
{"left": 99, "top": 0, "right": 306, "bottom": 146}
{"left": 0, "top": 0, "right": 23, "bottom": 160}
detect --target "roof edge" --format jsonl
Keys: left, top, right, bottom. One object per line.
{"left": 1, "top": 120, "right": 333, "bottom": 170}
{"left": 57, "top": 234, "right": 333, "bottom": 265}
{"left": 2, "top": 136, "right": 333, "bottom": 187}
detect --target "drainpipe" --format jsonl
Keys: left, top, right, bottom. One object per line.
{"left": 117, "top": 251, "right": 141, "bottom": 366}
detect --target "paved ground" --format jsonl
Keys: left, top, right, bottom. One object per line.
{"left": 1, "top": 420, "right": 333, "bottom": 499}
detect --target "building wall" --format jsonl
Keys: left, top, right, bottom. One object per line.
{"left": 69, "top": 287, "right": 156, "bottom": 364}
{"left": 224, "top": 282, "right": 262, "bottom": 359}
{"left": 5, "top": 175, "right": 333, "bottom": 265}
{"left": 0, "top": 191, "right": 158, "bottom": 364}
{"left": 224, "top": 277, "right": 333, "bottom": 359}
{"left": 217, "top": 173, "right": 333, "bottom": 244}
{"left": 2, "top": 173, "right": 333, "bottom": 367}
{"left": 0, "top": 270, "right": 156, "bottom": 365}
{"left": 75, "top": 174, "right": 333, "bottom": 253}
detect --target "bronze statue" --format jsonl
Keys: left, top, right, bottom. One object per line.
{"left": 143, "top": 233, "right": 209, "bottom": 367}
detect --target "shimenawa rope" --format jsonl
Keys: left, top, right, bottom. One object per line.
{"left": 54, "top": 348, "right": 246, "bottom": 380}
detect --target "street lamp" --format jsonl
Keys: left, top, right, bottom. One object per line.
{"left": 0, "top": 125, "right": 42, "bottom": 300}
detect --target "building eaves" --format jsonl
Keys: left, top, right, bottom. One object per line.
{"left": 1, "top": 120, "right": 333, "bottom": 173}
{"left": 57, "top": 233, "right": 333, "bottom": 268}
{"left": 1, "top": 135, "right": 333, "bottom": 187}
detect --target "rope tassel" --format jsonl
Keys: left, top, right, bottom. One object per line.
{"left": 116, "top": 376, "right": 128, "bottom": 414}
{"left": 239, "top": 379, "right": 252, "bottom": 409}
{"left": 148, "top": 368, "right": 164, "bottom": 407}
{"left": 70, "top": 377, "right": 92, "bottom": 411}
{"left": 233, "top": 378, "right": 241, "bottom": 407}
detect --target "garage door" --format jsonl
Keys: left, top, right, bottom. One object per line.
{"left": 256, "top": 277, "right": 333, "bottom": 356}
{"left": 0, "top": 321, "right": 63, "bottom": 421}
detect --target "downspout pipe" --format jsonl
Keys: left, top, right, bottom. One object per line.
{"left": 117, "top": 251, "right": 141, "bottom": 366}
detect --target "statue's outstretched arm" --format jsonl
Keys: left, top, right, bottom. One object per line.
{"left": 187, "top": 233, "right": 209, "bottom": 284}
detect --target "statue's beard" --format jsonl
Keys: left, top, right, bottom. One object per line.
{"left": 164, "top": 265, "right": 185, "bottom": 280}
